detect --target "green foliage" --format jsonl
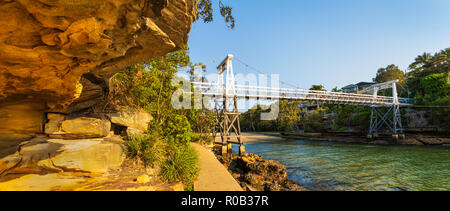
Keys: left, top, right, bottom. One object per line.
{"left": 124, "top": 133, "right": 166, "bottom": 166}
{"left": 240, "top": 105, "right": 273, "bottom": 132}
{"left": 276, "top": 100, "right": 301, "bottom": 131}
{"left": 372, "top": 64, "right": 407, "bottom": 97}
{"left": 407, "top": 48, "right": 449, "bottom": 99}
{"left": 420, "top": 72, "right": 448, "bottom": 97}
{"left": 116, "top": 49, "right": 205, "bottom": 186}
{"left": 240, "top": 100, "right": 301, "bottom": 132}
{"left": 331, "top": 87, "right": 341, "bottom": 92}
{"left": 406, "top": 48, "right": 449, "bottom": 132}
{"left": 197, "top": 0, "right": 235, "bottom": 29}
{"left": 161, "top": 143, "right": 199, "bottom": 185}
{"left": 373, "top": 64, "right": 405, "bottom": 83}
{"left": 310, "top": 85, "right": 325, "bottom": 91}
{"left": 301, "top": 109, "right": 324, "bottom": 133}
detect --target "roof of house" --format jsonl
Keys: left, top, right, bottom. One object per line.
{"left": 355, "top": 82, "right": 376, "bottom": 87}
{"left": 342, "top": 84, "right": 356, "bottom": 89}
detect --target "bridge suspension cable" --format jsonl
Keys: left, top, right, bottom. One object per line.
{"left": 234, "top": 57, "right": 302, "bottom": 89}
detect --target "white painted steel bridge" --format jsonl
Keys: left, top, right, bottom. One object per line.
{"left": 193, "top": 82, "right": 412, "bottom": 107}
{"left": 192, "top": 54, "right": 412, "bottom": 155}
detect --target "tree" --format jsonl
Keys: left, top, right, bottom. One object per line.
{"left": 373, "top": 64, "right": 405, "bottom": 83}
{"left": 309, "top": 84, "right": 325, "bottom": 91}
{"left": 331, "top": 87, "right": 341, "bottom": 92}
{"left": 407, "top": 48, "right": 449, "bottom": 99}
{"left": 409, "top": 52, "right": 432, "bottom": 71}
{"left": 276, "top": 100, "right": 301, "bottom": 132}
{"left": 372, "top": 64, "right": 407, "bottom": 97}
{"left": 197, "top": 0, "right": 235, "bottom": 29}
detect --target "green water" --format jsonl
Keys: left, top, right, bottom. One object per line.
{"left": 243, "top": 139, "right": 450, "bottom": 191}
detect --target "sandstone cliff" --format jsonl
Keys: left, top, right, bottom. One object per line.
{"left": 0, "top": 0, "right": 197, "bottom": 154}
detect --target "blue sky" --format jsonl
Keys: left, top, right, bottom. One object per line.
{"left": 187, "top": 0, "right": 450, "bottom": 90}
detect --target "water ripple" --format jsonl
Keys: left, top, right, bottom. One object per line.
{"left": 245, "top": 139, "right": 450, "bottom": 191}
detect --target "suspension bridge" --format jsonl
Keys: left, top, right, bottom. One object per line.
{"left": 192, "top": 54, "right": 413, "bottom": 155}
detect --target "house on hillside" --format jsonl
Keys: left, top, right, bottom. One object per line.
{"left": 341, "top": 82, "right": 375, "bottom": 94}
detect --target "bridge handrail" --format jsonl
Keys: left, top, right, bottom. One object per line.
{"left": 192, "top": 82, "right": 412, "bottom": 106}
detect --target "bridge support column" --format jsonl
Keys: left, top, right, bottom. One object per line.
{"left": 221, "top": 144, "right": 228, "bottom": 156}
{"left": 239, "top": 145, "right": 246, "bottom": 156}
{"left": 368, "top": 105, "right": 404, "bottom": 140}
{"left": 213, "top": 95, "right": 244, "bottom": 156}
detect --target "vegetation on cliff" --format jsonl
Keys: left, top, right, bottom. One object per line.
{"left": 407, "top": 48, "right": 450, "bottom": 132}
{"left": 112, "top": 49, "right": 213, "bottom": 187}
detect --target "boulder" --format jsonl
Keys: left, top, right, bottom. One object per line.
{"left": 218, "top": 153, "right": 304, "bottom": 191}
{"left": 126, "top": 127, "right": 145, "bottom": 137}
{"left": 0, "top": 137, "right": 125, "bottom": 175}
{"left": 108, "top": 106, "right": 153, "bottom": 132}
{"left": 46, "top": 117, "right": 111, "bottom": 138}
{"left": 44, "top": 113, "right": 66, "bottom": 134}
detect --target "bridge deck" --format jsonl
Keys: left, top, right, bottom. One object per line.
{"left": 193, "top": 82, "right": 412, "bottom": 107}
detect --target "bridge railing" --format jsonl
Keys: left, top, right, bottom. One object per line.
{"left": 192, "top": 82, "right": 411, "bottom": 106}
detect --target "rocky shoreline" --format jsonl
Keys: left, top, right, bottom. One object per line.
{"left": 275, "top": 132, "right": 450, "bottom": 146}
{"left": 213, "top": 149, "right": 307, "bottom": 191}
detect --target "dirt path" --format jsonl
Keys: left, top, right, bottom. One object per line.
{"left": 191, "top": 143, "right": 243, "bottom": 191}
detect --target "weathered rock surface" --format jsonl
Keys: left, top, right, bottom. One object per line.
{"left": 0, "top": 137, "right": 124, "bottom": 175}
{"left": 0, "top": 100, "right": 46, "bottom": 157}
{"left": 108, "top": 106, "right": 153, "bottom": 132}
{"left": 416, "top": 137, "right": 450, "bottom": 145}
{"left": 0, "top": 0, "right": 197, "bottom": 108}
{"left": 0, "top": 0, "right": 197, "bottom": 151}
{"left": 126, "top": 127, "right": 145, "bottom": 137}
{"left": 46, "top": 116, "right": 111, "bottom": 138}
{"left": 0, "top": 173, "right": 184, "bottom": 191}
{"left": 0, "top": 173, "right": 93, "bottom": 191}
{"left": 59, "top": 77, "right": 104, "bottom": 113}
{"left": 398, "top": 138, "right": 424, "bottom": 146}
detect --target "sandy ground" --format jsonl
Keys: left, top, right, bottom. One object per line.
{"left": 191, "top": 143, "right": 243, "bottom": 191}
{"left": 213, "top": 132, "right": 284, "bottom": 143}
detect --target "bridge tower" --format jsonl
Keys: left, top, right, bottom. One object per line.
{"left": 367, "top": 80, "right": 405, "bottom": 141}
{"left": 213, "top": 54, "right": 245, "bottom": 156}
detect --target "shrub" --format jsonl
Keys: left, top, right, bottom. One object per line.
{"left": 161, "top": 143, "right": 199, "bottom": 186}
{"left": 124, "top": 133, "right": 166, "bottom": 166}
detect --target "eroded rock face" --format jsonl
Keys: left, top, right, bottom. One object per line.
{"left": 0, "top": 100, "right": 46, "bottom": 157}
{"left": 0, "top": 0, "right": 197, "bottom": 151}
{"left": 45, "top": 116, "right": 111, "bottom": 138}
{"left": 0, "top": 0, "right": 197, "bottom": 109}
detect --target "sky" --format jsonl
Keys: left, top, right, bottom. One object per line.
{"left": 187, "top": 0, "right": 450, "bottom": 91}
